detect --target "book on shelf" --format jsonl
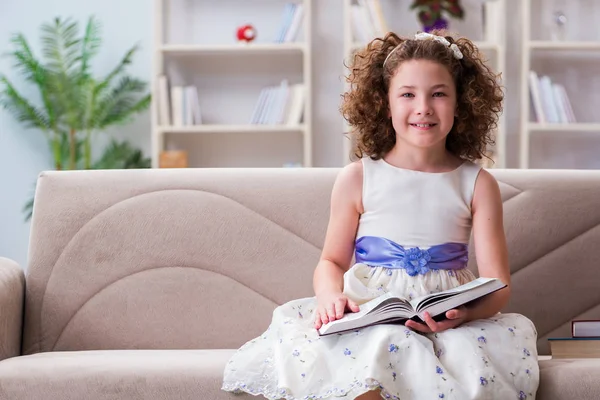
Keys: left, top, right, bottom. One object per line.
{"left": 528, "top": 70, "right": 576, "bottom": 124}
{"left": 528, "top": 71, "right": 545, "bottom": 124}
{"left": 274, "top": 3, "right": 304, "bottom": 43}
{"left": 170, "top": 86, "right": 183, "bottom": 126}
{"left": 157, "top": 76, "right": 203, "bottom": 127}
{"left": 250, "top": 80, "right": 305, "bottom": 126}
{"left": 318, "top": 277, "right": 507, "bottom": 336}
{"left": 351, "top": 0, "right": 388, "bottom": 44}
{"left": 170, "top": 84, "right": 202, "bottom": 127}
{"left": 157, "top": 75, "right": 171, "bottom": 126}
{"left": 548, "top": 337, "right": 600, "bottom": 359}
{"left": 572, "top": 320, "right": 600, "bottom": 338}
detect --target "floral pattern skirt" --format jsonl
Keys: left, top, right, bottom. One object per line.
{"left": 222, "top": 264, "right": 540, "bottom": 400}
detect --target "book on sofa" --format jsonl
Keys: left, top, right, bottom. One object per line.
{"left": 318, "top": 277, "right": 507, "bottom": 336}
{"left": 548, "top": 337, "right": 600, "bottom": 358}
{"left": 571, "top": 320, "right": 600, "bottom": 338}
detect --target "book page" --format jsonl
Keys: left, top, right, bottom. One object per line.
{"left": 330, "top": 292, "right": 400, "bottom": 324}
{"left": 317, "top": 292, "right": 413, "bottom": 335}
{"left": 408, "top": 277, "right": 497, "bottom": 311}
{"left": 413, "top": 279, "right": 506, "bottom": 319}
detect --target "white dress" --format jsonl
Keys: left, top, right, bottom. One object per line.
{"left": 222, "top": 158, "right": 540, "bottom": 400}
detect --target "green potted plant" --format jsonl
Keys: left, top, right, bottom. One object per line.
{"left": 0, "top": 16, "right": 151, "bottom": 220}
{"left": 410, "top": 0, "right": 465, "bottom": 32}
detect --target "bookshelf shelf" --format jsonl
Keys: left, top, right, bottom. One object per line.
{"left": 158, "top": 125, "right": 306, "bottom": 134}
{"left": 160, "top": 43, "right": 308, "bottom": 56}
{"left": 519, "top": 0, "right": 600, "bottom": 168}
{"left": 152, "top": 0, "right": 313, "bottom": 168}
{"left": 528, "top": 123, "right": 600, "bottom": 132}
{"left": 350, "top": 40, "right": 501, "bottom": 53}
{"left": 528, "top": 41, "right": 600, "bottom": 50}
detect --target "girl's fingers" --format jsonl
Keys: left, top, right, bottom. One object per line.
{"left": 314, "top": 308, "right": 329, "bottom": 328}
{"left": 422, "top": 312, "right": 439, "bottom": 332}
{"left": 347, "top": 299, "right": 360, "bottom": 313}
{"left": 405, "top": 319, "right": 432, "bottom": 333}
{"left": 335, "top": 299, "right": 346, "bottom": 319}
{"left": 314, "top": 310, "right": 322, "bottom": 329}
{"left": 326, "top": 305, "right": 336, "bottom": 321}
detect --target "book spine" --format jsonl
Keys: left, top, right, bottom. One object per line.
{"left": 572, "top": 320, "right": 600, "bottom": 338}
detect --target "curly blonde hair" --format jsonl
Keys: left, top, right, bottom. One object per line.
{"left": 340, "top": 30, "right": 503, "bottom": 162}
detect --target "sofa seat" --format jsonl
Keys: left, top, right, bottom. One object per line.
{"left": 538, "top": 358, "right": 600, "bottom": 400}
{"left": 0, "top": 349, "right": 247, "bottom": 400}
{"left": 1, "top": 349, "right": 599, "bottom": 400}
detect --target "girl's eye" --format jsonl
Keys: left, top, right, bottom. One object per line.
{"left": 401, "top": 93, "right": 414, "bottom": 98}
{"left": 433, "top": 92, "right": 446, "bottom": 97}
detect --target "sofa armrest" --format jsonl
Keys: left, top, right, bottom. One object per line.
{"left": 0, "top": 257, "right": 24, "bottom": 360}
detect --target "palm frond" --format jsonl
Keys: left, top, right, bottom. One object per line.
{"left": 0, "top": 76, "right": 51, "bottom": 131}
{"left": 93, "top": 44, "right": 139, "bottom": 97}
{"left": 93, "top": 76, "right": 150, "bottom": 127}
{"left": 99, "top": 94, "right": 151, "bottom": 127}
{"left": 80, "top": 78, "right": 98, "bottom": 130}
{"left": 23, "top": 193, "right": 35, "bottom": 222}
{"left": 40, "top": 17, "right": 83, "bottom": 128}
{"left": 79, "top": 16, "right": 102, "bottom": 80}
{"left": 41, "top": 17, "right": 81, "bottom": 75}
{"left": 92, "top": 139, "right": 150, "bottom": 170}
{"left": 6, "top": 34, "right": 58, "bottom": 127}
{"left": 7, "top": 34, "right": 45, "bottom": 84}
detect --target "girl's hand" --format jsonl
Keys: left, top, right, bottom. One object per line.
{"left": 314, "top": 292, "right": 360, "bottom": 330}
{"left": 404, "top": 307, "right": 468, "bottom": 334}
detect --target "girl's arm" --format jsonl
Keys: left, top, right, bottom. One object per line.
{"left": 464, "top": 168, "right": 511, "bottom": 322}
{"left": 313, "top": 161, "right": 363, "bottom": 329}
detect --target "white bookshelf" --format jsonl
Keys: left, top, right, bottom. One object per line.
{"left": 341, "top": 0, "right": 507, "bottom": 168}
{"left": 519, "top": 0, "right": 600, "bottom": 168}
{"left": 152, "top": 0, "right": 313, "bottom": 168}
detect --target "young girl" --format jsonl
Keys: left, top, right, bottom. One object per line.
{"left": 222, "top": 31, "right": 540, "bottom": 400}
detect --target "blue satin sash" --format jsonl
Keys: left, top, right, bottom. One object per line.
{"left": 354, "top": 236, "right": 468, "bottom": 276}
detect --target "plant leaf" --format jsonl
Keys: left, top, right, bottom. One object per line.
{"left": 41, "top": 17, "right": 83, "bottom": 128}
{"left": 93, "top": 76, "right": 150, "bottom": 127}
{"left": 93, "top": 44, "right": 139, "bottom": 97}
{"left": 79, "top": 16, "right": 102, "bottom": 81}
{"left": 0, "top": 76, "right": 51, "bottom": 131}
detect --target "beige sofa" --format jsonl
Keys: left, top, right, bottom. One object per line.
{"left": 1, "top": 167, "right": 599, "bottom": 400}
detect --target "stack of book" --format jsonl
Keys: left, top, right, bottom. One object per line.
{"left": 548, "top": 320, "right": 600, "bottom": 359}
{"left": 249, "top": 80, "right": 305, "bottom": 126}
{"left": 528, "top": 70, "right": 576, "bottom": 124}
{"left": 156, "top": 76, "right": 202, "bottom": 127}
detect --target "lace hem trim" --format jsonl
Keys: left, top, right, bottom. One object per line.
{"left": 222, "top": 378, "right": 402, "bottom": 400}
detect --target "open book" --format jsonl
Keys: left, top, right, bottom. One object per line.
{"left": 318, "top": 277, "right": 506, "bottom": 336}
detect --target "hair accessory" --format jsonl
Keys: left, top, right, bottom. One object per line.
{"left": 383, "top": 32, "right": 463, "bottom": 68}
{"left": 414, "top": 32, "right": 463, "bottom": 60}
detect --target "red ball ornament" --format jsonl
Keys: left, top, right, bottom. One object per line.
{"left": 236, "top": 24, "right": 257, "bottom": 42}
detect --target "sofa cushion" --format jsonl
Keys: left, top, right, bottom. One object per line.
{"left": 538, "top": 358, "right": 600, "bottom": 400}
{"left": 0, "top": 349, "right": 598, "bottom": 400}
{"left": 0, "top": 349, "right": 248, "bottom": 400}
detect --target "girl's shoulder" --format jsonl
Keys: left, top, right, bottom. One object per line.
{"left": 338, "top": 159, "right": 364, "bottom": 183}
{"left": 333, "top": 160, "right": 364, "bottom": 214}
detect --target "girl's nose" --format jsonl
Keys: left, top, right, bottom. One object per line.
{"left": 415, "top": 99, "right": 433, "bottom": 115}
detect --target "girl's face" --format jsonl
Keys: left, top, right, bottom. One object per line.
{"left": 388, "top": 59, "right": 457, "bottom": 151}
